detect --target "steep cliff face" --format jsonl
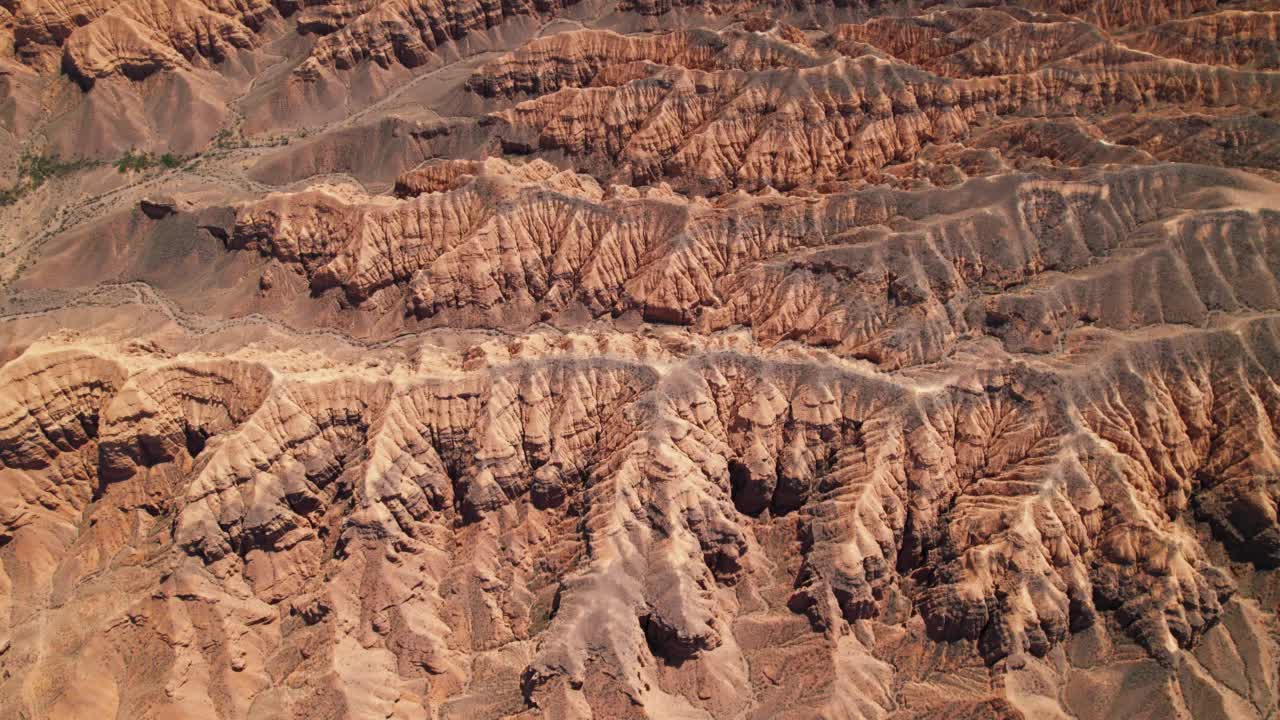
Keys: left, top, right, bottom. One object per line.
{"left": 2, "top": 0, "right": 1280, "bottom": 718}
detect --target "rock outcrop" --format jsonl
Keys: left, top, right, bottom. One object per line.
{"left": 4, "top": 0, "right": 272, "bottom": 82}
{"left": 1123, "top": 10, "right": 1280, "bottom": 68}
{"left": 223, "top": 158, "right": 1280, "bottom": 370}
{"left": 473, "top": 20, "right": 1278, "bottom": 193}
{"left": 291, "top": 0, "right": 583, "bottom": 80}
{"left": 60, "top": 0, "right": 271, "bottom": 86}
{"left": 4, "top": 312, "right": 1280, "bottom": 717}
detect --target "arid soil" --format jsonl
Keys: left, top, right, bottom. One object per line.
{"left": 2, "top": 1, "right": 1280, "bottom": 718}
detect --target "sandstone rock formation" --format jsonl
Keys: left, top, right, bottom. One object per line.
{"left": 476, "top": 21, "right": 1278, "bottom": 193}
{"left": 2, "top": 0, "right": 1280, "bottom": 719}
{"left": 3, "top": 314, "right": 1280, "bottom": 718}
{"left": 222, "top": 158, "right": 1280, "bottom": 370}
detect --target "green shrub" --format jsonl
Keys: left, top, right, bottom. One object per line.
{"left": 115, "top": 149, "right": 150, "bottom": 172}
{"left": 1, "top": 151, "right": 100, "bottom": 204}
{"left": 114, "top": 149, "right": 188, "bottom": 173}
{"left": 20, "top": 152, "right": 97, "bottom": 186}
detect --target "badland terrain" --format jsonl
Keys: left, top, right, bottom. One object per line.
{"left": 2, "top": 0, "right": 1280, "bottom": 717}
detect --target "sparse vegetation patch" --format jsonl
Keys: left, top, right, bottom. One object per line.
{"left": 0, "top": 152, "right": 101, "bottom": 205}
{"left": 114, "top": 150, "right": 187, "bottom": 173}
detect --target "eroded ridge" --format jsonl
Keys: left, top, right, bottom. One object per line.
{"left": 224, "top": 159, "right": 1280, "bottom": 369}
{"left": 0, "top": 316, "right": 1279, "bottom": 717}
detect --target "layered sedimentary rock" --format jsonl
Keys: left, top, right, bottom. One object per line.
{"left": 1124, "top": 10, "right": 1280, "bottom": 68}
{"left": 224, "top": 158, "right": 1280, "bottom": 370}
{"left": 9, "top": 0, "right": 579, "bottom": 84}
{"left": 3, "top": 313, "right": 1280, "bottom": 717}
{"left": 465, "top": 28, "right": 825, "bottom": 98}
{"left": 60, "top": 0, "right": 272, "bottom": 86}
{"left": 476, "top": 22, "right": 1278, "bottom": 193}
{"left": 3, "top": 0, "right": 1280, "bottom": 718}
{"left": 4, "top": 0, "right": 272, "bottom": 80}
{"left": 295, "top": 0, "right": 581, "bottom": 77}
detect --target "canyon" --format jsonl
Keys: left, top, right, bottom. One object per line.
{"left": 2, "top": 0, "right": 1280, "bottom": 718}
